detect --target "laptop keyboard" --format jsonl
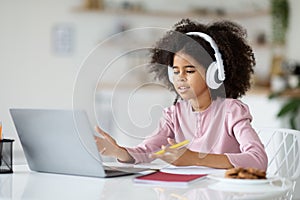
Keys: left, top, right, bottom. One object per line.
{"left": 104, "top": 169, "right": 135, "bottom": 177}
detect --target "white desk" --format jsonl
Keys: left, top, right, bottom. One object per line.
{"left": 0, "top": 165, "right": 294, "bottom": 200}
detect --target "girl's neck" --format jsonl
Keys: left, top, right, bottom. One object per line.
{"left": 189, "top": 94, "right": 212, "bottom": 112}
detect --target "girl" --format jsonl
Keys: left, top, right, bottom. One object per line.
{"left": 95, "top": 18, "right": 268, "bottom": 170}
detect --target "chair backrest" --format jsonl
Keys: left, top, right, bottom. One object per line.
{"left": 257, "top": 128, "right": 300, "bottom": 180}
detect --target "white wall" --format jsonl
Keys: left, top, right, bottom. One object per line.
{"left": 287, "top": 0, "right": 300, "bottom": 60}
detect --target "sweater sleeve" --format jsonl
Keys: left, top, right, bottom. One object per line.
{"left": 125, "top": 107, "right": 175, "bottom": 164}
{"left": 224, "top": 100, "right": 268, "bottom": 171}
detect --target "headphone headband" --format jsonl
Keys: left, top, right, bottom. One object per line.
{"left": 186, "top": 32, "right": 225, "bottom": 81}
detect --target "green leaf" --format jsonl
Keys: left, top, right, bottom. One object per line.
{"left": 277, "top": 99, "right": 300, "bottom": 117}
{"left": 268, "top": 91, "right": 283, "bottom": 99}
{"left": 289, "top": 110, "right": 298, "bottom": 130}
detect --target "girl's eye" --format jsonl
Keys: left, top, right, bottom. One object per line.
{"left": 186, "top": 70, "right": 195, "bottom": 74}
{"left": 173, "top": 70, "right": 195, "bottom": 75}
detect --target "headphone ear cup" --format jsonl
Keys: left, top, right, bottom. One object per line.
{"left": 168, "top": 66, "right": 174, "bottom": 84}
{"left": 206, "top": 62, "right": 222, "bottom": 89}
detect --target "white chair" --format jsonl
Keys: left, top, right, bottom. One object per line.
{"left": 257, "top": 128, "right": 300, "bottom": 199}
{"left": 258, "top": 128, "right": 300, "bottom": 180}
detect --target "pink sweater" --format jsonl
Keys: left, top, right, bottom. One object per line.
{"left": 126, "top": 98, "right": 268, "bottom": 170}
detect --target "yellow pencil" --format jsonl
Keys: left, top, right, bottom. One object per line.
{"left": 154, "top": 140, "right": 189, "bottom": 155}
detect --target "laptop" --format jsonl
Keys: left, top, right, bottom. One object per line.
{"left": 9, "top": 108, "right": 145, "bottom": 178}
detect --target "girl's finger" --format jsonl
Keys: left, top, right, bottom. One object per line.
{"left": 100, "top": 147, "right": 106, "bottom": 154}
{"left": 94, "top": 126, "right": 115, "bottom": 142}
{"left": 94, "top": 126, "right": 107, "bottom": 137}
{"left": 167, "top": 138, "right": 176, "bottom": 145}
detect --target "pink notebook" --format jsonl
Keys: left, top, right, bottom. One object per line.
{"left": 134, "top": 171, "right": 207, "bottom": 187}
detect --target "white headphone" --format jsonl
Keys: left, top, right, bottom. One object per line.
{"left": 168, "top": 32, "right": 225, "bottom": 89}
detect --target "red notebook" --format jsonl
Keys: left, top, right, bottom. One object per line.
{"left": 134, "top": 171, "right": 207, "bottom": 187}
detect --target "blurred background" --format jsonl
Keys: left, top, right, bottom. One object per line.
{"left": 0, "top": 0, "right": 299, "bottom": 172}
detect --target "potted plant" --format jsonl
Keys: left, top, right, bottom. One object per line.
{"left": 269, "top": 0, "right": 289, "bottom": 91}
{"left": 269, "top": 63, "right": 300, "bottom": 130}
{"left": 268, "top": 0, "right": 300, "bottom": 130}
{"left": 271, "top": 0, "right": 289, "bottom": 45}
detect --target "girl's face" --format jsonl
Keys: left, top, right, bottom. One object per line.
{"left": 172, "top": 51, "right": 210, "bottom": 102}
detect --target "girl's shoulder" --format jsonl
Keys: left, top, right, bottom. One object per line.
{"left": 224, "top": 98, "right": 249, "bottom": 108}
{"left": 223, "top": 98, "right": 252, "bottom": 120}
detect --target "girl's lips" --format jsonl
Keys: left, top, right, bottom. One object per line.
{"left": 177, "top": 86, "right": 190, "bottom": 93}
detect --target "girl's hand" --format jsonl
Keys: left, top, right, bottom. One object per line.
{"left": 94, "top": 126, "right": 135, "bottom": 163}
{"left": 94, "top": 126, "right": 121, "bottom": 157}
{"left": 150, "top": 138, "right": 197, "bottom": 166}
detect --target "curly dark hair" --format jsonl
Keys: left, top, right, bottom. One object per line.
{"left": 149, "top": 18, "right": 255, "bottom": 99}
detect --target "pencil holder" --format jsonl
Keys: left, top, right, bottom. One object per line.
{"left": 0, "top": 139, "right": 14, "bottom": 174}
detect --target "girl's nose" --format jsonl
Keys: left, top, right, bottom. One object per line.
{"left": 176, "top": 72, "right": 187, "bottom": 82}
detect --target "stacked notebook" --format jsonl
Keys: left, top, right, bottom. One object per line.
{"left": 134, "top": 171, "right": 207, "bottom": 187}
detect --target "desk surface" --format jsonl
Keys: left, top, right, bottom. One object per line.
{"left": 0, "top": 165, "right": 294, "bottom": 200}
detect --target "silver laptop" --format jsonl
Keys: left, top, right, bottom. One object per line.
{"left": 10, "top": 108, "right": 143, "bottom": 178}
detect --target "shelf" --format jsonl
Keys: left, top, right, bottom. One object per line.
{"left": 247, "top": 86, "right": 271, "bottom": 96}
{"left": 279, "top": 88, "right": 300, "bottom": 98}
{"left": 248, "top": 85, "right": 300, "bottom": 98}
{"left": 72, "top": 7, "right": 270, "bottom": 19}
